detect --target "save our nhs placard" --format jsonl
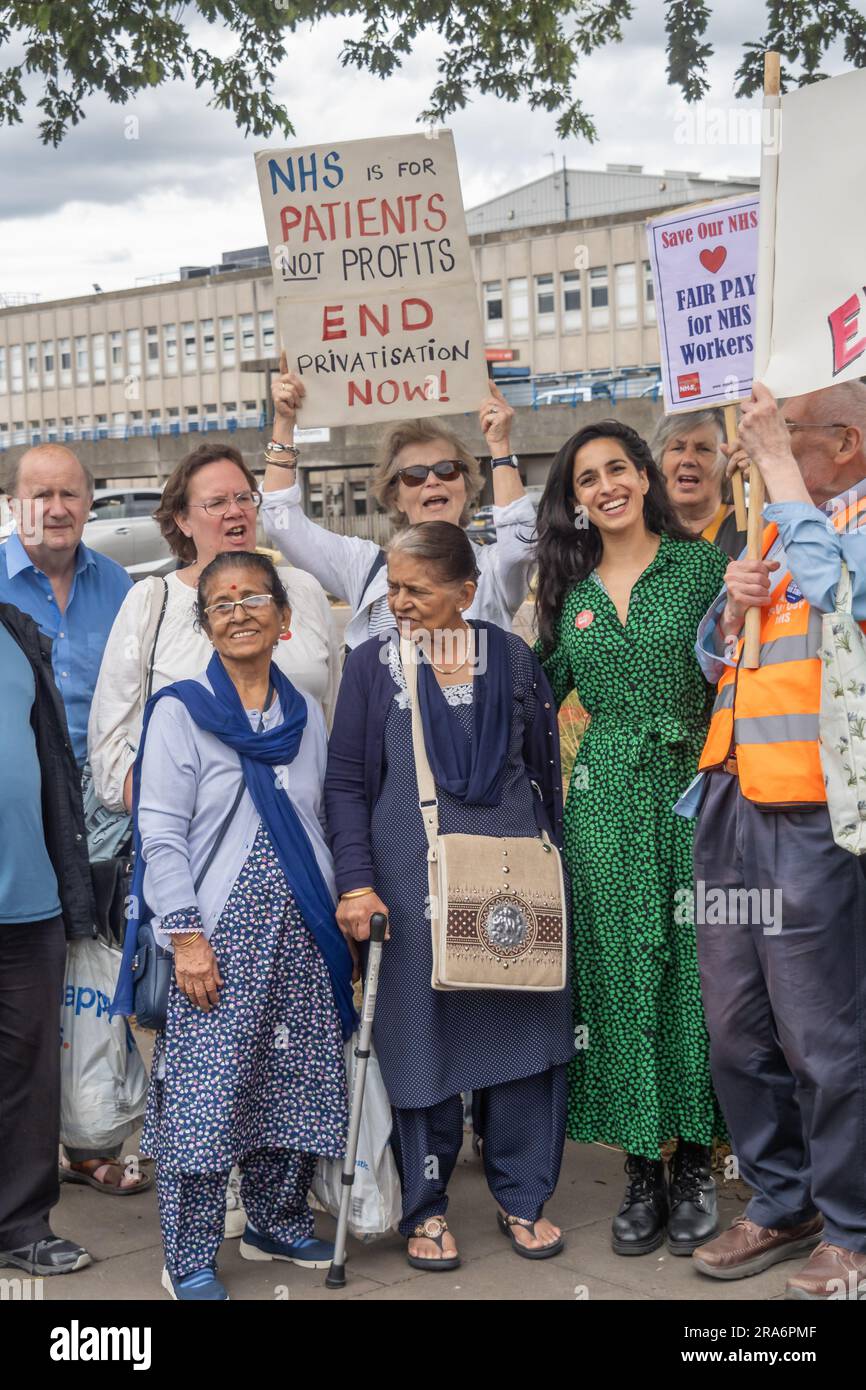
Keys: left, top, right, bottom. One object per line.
{"left": 646, "top": 193, "right": 759, "bottom": 412}
{"left": 255, "top": 131, "right": 488, "bottom": 427}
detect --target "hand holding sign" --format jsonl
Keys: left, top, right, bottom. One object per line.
{"left": 271, "top": 350, "right": 306, "bottom": 430}
{"left": 737, "top": 381, "right": 795, "bottom": 473}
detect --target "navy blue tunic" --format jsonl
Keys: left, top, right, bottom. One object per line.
{"left": 369, "top": 634, "right": 574, "bottom": 1109}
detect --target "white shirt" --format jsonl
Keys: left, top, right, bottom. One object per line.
{"left": 138, "top": 677, "right": 335, "bottom": 949}
{"left": 260, "top": 483, "right": 538, "bottom": 650}
{"left": 88, "top": 566, "right": 340, "bottom": 811}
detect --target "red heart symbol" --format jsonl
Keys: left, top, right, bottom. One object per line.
{"left": 699, "top": 246, "right": 727, "bottom": 274}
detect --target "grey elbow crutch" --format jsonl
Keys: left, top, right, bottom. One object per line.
{"left": 326, "top": 910, "right": 388, "bottom": 1289}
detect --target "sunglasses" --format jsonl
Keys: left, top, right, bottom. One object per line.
{"left": 396, "top": 460, "right": 467, "bottom": 488}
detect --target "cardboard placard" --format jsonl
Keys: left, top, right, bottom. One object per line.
{"left": 646, "top": 193, "right": 759, "bottom": 412}
{"left": 255, "top": 131, "right": 488, "bottom": 427}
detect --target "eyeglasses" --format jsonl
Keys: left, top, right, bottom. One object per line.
{"left": 188, "top": 489, "right": 262, "bottom": 517}
{"left": 203, "top": 593, "right": 274, "bottom": 620}
{"left": 396, "top": 460, "right": 467, "bottom": 488}
{"left": 784, "top": 422, "right": 847, "bottom": 433}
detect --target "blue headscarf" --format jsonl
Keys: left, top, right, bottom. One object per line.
{"left": 111, "top": 651, "right": 356, "bottom": 1039}
{"left": 415, "top": 620, "right": 511, "bottom": 806}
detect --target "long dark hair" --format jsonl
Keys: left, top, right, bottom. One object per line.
{"left": 534, "top": 420, "right": 693, "bottom": 656}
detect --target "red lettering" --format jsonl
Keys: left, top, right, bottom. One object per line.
{"left": 401, "top": 298, "right": 433, "bottom": 331}
{"left": 380, "top": 199, "right": 406, "bottom": 235}
{"left": 828, "top": 292, "right": 866, "bottom": 376}
{"left": 322, "top": 305, "right": 346, "bottom": 341}
{"left": 423, "top": 192, "right": 447, "bottom": 233}
{"left": 359, "top": 303, "right": 389, "bottom": 337}
{"left": 348, "top": 380, "right": 373, "bottom": 406}
{"left": 356, "top": 197, "right": 378, "bottom": 235}
{"left": 279, "top": 205, "right": 301, "bottom": 240}
{"left": 302, "top": 204, "right": 327, "bottom": 243}
{"left": 377, "top": 379, "right": 400, "bottom": 405}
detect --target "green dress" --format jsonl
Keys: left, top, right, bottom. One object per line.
{"left": 539, "top": 533, "right": 729, "bottom": 1158}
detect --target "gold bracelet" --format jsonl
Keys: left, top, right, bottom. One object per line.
{"left": 264, "top": 454, "right": 297, "bottom": 469}
{"left": 172, "top": 930, "right": 203, "bottom": 949}
{"left": 340, "top": 887, "right": 374, "bottom": 900}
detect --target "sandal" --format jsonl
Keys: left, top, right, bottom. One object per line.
{"left": 497, "top": 1211, "right": 564, "bottom": 1260}
{"left": 406, "top": 1217, "right": 461, "bottom": 1272}
{"left": 60, "top": 1159, "right": 153, "bottom": 1196}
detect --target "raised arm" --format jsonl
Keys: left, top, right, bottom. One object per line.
{"left": 477, "top": 379, "right": 537, "bottom": 615}
{"left": 260, "top": 356, "right": 380, "bottom": 606}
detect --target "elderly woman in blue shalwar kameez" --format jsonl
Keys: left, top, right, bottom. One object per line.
{"left": 325, "top": 522, "right": 574, "bottom": 1272}
{"left": 116, "top": 551, "right": 353, "bottom": 1302}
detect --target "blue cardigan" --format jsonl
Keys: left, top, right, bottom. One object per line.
{"left": 324, "top": 625, "right": 565, "bottom": 896}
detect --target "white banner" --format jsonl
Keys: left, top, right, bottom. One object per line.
{"left": 760, "top": 66, "right": 866, "bottom": 398}
{"left": 255, "top": 131, "right": 488, "bottom": 427}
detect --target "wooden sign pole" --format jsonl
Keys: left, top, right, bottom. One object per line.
{"left": 723, "top": 404, "right": 748, "bottom": 532}
{"left": 742, "top": 50, "right": 780, "bottom": 670}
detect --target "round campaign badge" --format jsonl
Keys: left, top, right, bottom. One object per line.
{"left": 575, "top": 609, "right": 594, "bottom": 630}
{"left": 785, "top": 581, "right": 803, "bottom": 605}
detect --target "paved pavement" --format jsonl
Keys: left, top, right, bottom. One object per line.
{"left": 45, "top": 1026, "right": 791, "bottom": 1303}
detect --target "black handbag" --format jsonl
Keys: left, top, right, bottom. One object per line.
{"left": 131, "top": 778, "right": 247, "bottom": 1030}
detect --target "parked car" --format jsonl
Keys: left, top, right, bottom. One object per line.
{"left": 87, "top": 486, "right": 163, "bottom": 521}
{"left": 83, "top": 514, "right": 173, "bottom": 579}
{"left": 534, "top": 382, "right": 613, "bottom": 407}
{"left": 467, "top": 505, "right": 496, "bottom": 546}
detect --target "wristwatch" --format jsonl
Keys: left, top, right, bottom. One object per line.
{"left": 491, "top": 453, "right": 520, "bottom": 468}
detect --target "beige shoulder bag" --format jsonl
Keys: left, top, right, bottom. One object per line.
{"left": 401, "top": 637, "right": 567, "bottom": 992}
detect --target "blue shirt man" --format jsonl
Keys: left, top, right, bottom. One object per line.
{"left": 0, "top": 446, "right": 131, "bottom": 765}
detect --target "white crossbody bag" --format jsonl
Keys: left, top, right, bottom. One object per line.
{"left": 401, "top": 637, "right": 568, "bottom": 992}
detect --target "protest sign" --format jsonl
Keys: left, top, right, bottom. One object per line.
{"left": 646, "top": 193, "right": 759, "bottom": 412}
{"left": 757, "top": 66, "right": 866, "bottom": 397}
{"left": 254, "top": 131, "right": 488, "bottom": 427}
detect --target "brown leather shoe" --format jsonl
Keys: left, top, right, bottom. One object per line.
{"left": 785, "top": 1242, "right": 866, "bottom": 1300}
{"left": 692, "top": 1213, "right": 824, "bottom": 1280}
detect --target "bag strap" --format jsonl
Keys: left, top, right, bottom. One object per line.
{"left": 836, "top": 561, "right": 853, "bottom": 616}
{"left": 360, "top": 548, "right": 386, "bottom": 607}
{"left": 193, "top": 776, "right": 247, "bottom": 894}
{"left": 400, "top": 637, "right": 440, "bottom": 854}
{"left": 145, "top": 577, "right": 169, "bottom": 703}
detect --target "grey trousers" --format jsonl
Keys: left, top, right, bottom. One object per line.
{"left": 694, "top": 772, "right": 866, "bottom": 1253}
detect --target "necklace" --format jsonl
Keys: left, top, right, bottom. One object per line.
{"left": 429, "top": 629, "right": 473, "bottom": 675}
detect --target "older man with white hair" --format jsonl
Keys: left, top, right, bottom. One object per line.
{"left": 687, "top": 378, "right": 866, "bottom": 1300}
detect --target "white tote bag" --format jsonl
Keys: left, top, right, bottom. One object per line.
{"left": 60, "top": 937, "right": 149, "bottom": 1151}
{"left": 312, "top": 1038, "right": 401, "bottom": 1242}
{"left": 819, "top": 562, "right": 866, "bottom": 853}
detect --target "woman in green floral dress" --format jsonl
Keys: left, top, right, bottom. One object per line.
{"left": 535, "top": 420, "right": 728, "bottom": 1258}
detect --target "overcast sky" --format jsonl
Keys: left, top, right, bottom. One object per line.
{"left": 0, "top": 0, "right": 852, "bottom": 302}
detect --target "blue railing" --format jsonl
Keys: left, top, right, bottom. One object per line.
{"left": 0, "top": 412, "right": 269, "bottom": 451}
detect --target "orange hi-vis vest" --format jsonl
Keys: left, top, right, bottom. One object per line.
{"left": 698, "top": 492, "right": 866, "bottom": 806}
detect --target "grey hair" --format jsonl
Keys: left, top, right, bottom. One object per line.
{"left": 5, "top": 443, "right": 95, "bottom": 498}
{"left": 387, "top": 520, "right": 480, "bottom": 587}
{"left": 786, "top": 380, "right": 866, "bottom": 440}
{"left": 650, "top": 408, "right": 725, "bottom": 472}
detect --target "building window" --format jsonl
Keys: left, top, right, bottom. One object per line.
{"left": 589, "top": 267, "right": 609, "bottom": 330}
{"left": 11, "top": 346, "right": 23, "bottom": 393}
{"left": 91, "top": 334, "right": 106, "bottom": 383}
{"left": 483, "top": 281, "right": 504, "bottom": 343}
{"left": 77, "top": 414, "right": 91, "bottom": 437}
{"left": 74, "top": 335, "right": 88, "bottom": 384}
{"left": 259, "top": 310, "right": 275, "bottom": 353}
{"left": 615, "top": 263, "right": 637, "bottom": 328}
{"left": 0, "top": 346, "right": 6, "bottom": 393}
{"left": 25, "top": 342, "right": 38, "bottom": 389}
{"left": 239, "top": 313, "right": 256, "bottom": 360}
{"left": 148, "top": 409, "right": 161, "bottom": 433}
{"left": 561, "top": 271, "right": 582, "bottom": 332}
{"left": 163, "top": 323, "right": 177, "bottom": 374}
{"left": 95, "top": 413, "right": 108, "bottom": 438}
{"left": 220, "top": 316, "right": 236, "bottom": 366}
{"left": 535, "top": 274, "right": 556, "bottom": 334}
{"left": 643, "top": 261, "right": 656, "bottom": 324}
{"left": 110, "top": 331, "right": 123, "bottom": 381}
{"left": 145, "top": 326, "right": 159, "bottom": 377}
{"left": 62, "top": 416, "right": 74, "bottom": 440}
{"left": 508, "top": 277, "right": 529, "bottom": 338}
{"left": 186, "top": 404, "right": 200, "bottom": 432}
{"left": 111, "top": 411, "right": 126, "bottom": 432}
{"left": 130, "top": 410, "right": 143, "bottom": 435}
{"left": 182, "top": 322, "right": 197, "bottom": 371}
{"left": 242, "top": 398, "right": 258, "bottom": 425}
{"left": 58, "top": 338, "right": 72, "bottom": 385}
{"left": 201, "top": 318, "right": 216, "bottom": 369}
{"left": 45, "top": 418, "right": 57, "bottom": 441}
{"left": 224, "top": 400, "right": 237, "bottom": 417}
{"left": 42, "top": 341, "right": 55, "bottom": 386}
{"left": 126, "top": 329, "right": 141, "bottom": 374}
{"left": 204, "top": 402, "right": 218, "bottom": 430}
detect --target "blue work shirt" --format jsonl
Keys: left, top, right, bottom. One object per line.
{"left": 0, "top": 623, "right": 61, "bottom": 923}
{"left": 676, "top": 487, "right": 866, "bottom": 818}
{"left": 0, "top": 531, "right": 132, "bottom": 765}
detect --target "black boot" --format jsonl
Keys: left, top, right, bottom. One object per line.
{"left": 666, "top": 1142, "right": 719, "bottom": 1255}
{"left": 611, "top": 1155, "right": 668, "bottom": 1255}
